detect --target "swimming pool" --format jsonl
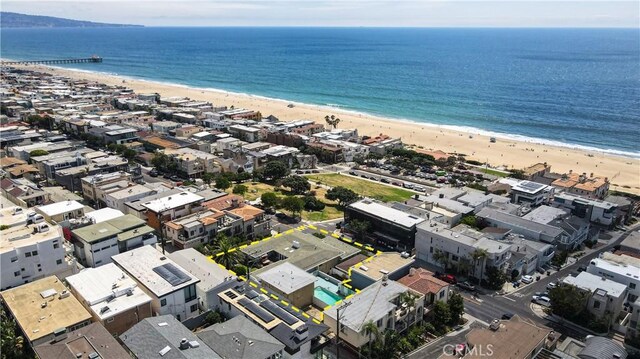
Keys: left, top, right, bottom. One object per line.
{"left": 313, "top": 273, "right": 354, "bottom": 307}
{"left": 314, "top": 286, "right": 343, "bottom": 306}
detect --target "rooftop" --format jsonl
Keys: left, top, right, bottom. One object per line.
{"left": 242, "top": 231, "right": 360, "bottom": 274}
{"left": 121, "top": 315, "right": 221, "bottom": 359}
{"left": 511, "top": 180, "right": 550, "bottom": 194}
{"left": 350, "top": 252, "right": 415, "bottom": 281}
{"left": 418, "top": 221, "right": 511, "bottom": 254}
{"left": 477, "top": 207, "right": 563, "bottom": 239}
{"left": 348, "top": 199, "right": 426, "bottom": 228}
{"left": 33, "top": 322, "right": 131, "bottom": 359}
{"left": 324, "top": 279, "right": 409, "bottom": 332}
{"left": 84, "top": 208, "right": 124, "bottom": 223}
{"left": 464, "top": 316, "right": 550, "bottom": 359}
{"left": 563, "top": 272, "right": 628, "bottom": 298}
{"left": 167, "top": 248, "right": 235, "bottom": 291}
{"left": 66, "top": 263, "right": 152, "bottom": 321}
{"left": 112, "top": 245, "right": 199, "bottom": 297}
{"left": 1, "top": 221, "right": 62, "bottom": 254}
{"left": 36, "top": 200, "right": 84, "bottom": 217}
{"left": 72, "top": 214, "right": 145, "bottom": 244}
{"left": 587, "top": 258, "right": 640, "bottom": 282}
{"left": 522, "top": 205, "right": 569, "bottom": 224}
{"left": 424, "top": 195, "right": 474, "bottom": 214}
{"left": 141, "top": 191, "right": 204, "bottom": 213}
{"left": 104, "top": 184, "right": 155, "bottom": 200}
{"left": 197, "top": 316, "right": 284, "bottom": 359}
{"left": 257, "top": 262, "right": 316, "bottom": 294}
{"left": 0, "top": 276, "right": 92, "bottom": 343}
{"left": 397, "top": 268, "right": 449, "bottom": 296}
{"left": 228, "top": 205, "right": 264, "bottom": 221}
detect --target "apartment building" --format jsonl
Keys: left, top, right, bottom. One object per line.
{"left": 81, "top": 171, "right": 132, "bottom": 204}
{"left": 164, "top": 147, "right": 221, "bottom": 178}
{"left": 563, "top": 272, "right": 628, "bottom": 325}
{"left": 553, "top": 192, "right": 618, "bottom": 227}
{"left": 587, "top": 257, "right": 639, "bottom": 302}
{"left": 103, "top": 184, "right": 156, "bottom": 212}
{"left": 140, "top": 190, "right": 205, "bottom": 231}
{"left": 35, "top": 200, "right": 85, "bottom": 223}
{"left": 164, "top": 210, "right": 243, "bottom": 249}
{"left": 66, "top": 263, "right": 153, "bottom": 336}
{"left": 552, "top": 172, "right": 610, "bottom": 199}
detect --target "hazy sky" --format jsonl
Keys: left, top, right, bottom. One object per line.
{"left": 3, "top": 1, "right": 639, "bottom": 27}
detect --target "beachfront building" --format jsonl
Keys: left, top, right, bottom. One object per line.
{"left": 1, "top": 209, "right": 71, "bottom": 290}
{"left": 167, "top": 248, "right": 237, "bottom": 311}
{"left": 323, "top": 278, "right": 424, "bottom": 350}
{"left": 0, "top": 276, "right": 93, "bottom": 346}
{"left": 563, "top": 272, "right": 628, "bottom": 326}
{"left": 362, "top": 134, "right": 403, "bottom": 155}
{"left": 71, "top": 214, "right": 157, "bottom": 267}
{"left": 553, "top": 192, "right": 618, "bottom": 227}
{"left": 552, "top": 171, "right": 610, "bottom": 199}
{"left": 66, "top": 263, "right": 153, "bottom": 336}
{"left": 498, "top": 178, "right": 555, "bottom": 207}
{"left": 415, "top": 221, "right": 512, "bottom": 281}
{"left": 345, "top": 198, "right": 425, "bottom": 251}
{"left": 112, "top": 245, "right": 201, "bottom": 321}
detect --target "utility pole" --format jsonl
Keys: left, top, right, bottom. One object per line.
{"left": 336, "top": 301, "right": 352, "bottom": 359}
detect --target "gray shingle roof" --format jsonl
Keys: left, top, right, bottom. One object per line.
{"left": 197, "top": 316, "right": 284, "bottom": 359}
{"left": 121, "top": 315, "right": 221, "bottom": 359}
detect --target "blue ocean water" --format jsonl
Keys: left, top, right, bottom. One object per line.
{"left": 2, "top": 27, "right": 639, "bottom": 156}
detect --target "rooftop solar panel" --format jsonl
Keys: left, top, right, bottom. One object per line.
{"left": 245, "top": 290, "right": 259, "bottom": 300}
{"left": 225, "top": 290, "right": 238, "bottom": 299}
{"left": 153, "top": 263, "right": 191, "bottom": 286}
{"left": 260, "top": 300, "right": 300, "bottom": 326}
{"left": 238, "top": 298, "right": 276, "bottom": 323}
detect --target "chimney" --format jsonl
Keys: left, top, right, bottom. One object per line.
{"left": 179, "top": 338, "right": 189, "bottom": 350}
{"left": 439, "top": 193, "right": 444, "bottom": 199}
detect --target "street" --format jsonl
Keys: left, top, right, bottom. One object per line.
{"left": 406, "top": 321, "right": 487, "bottom": 358}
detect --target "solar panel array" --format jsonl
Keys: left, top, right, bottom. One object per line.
{"left": 245, "top": 290, "right": 259, "bottom": 300}
{"left": 260, "top": 300, "right": 300, "bottom": 326}
{"left": 520, "top": 181, "right": 544, "bottom": 190}
{"left": 238, "top": 298, "right": 276, "bottom": 323}
{"left": 225, "top": 290, "right": 238, "bottom": 299}
{"left": 153, "top": 263, "right": 191, "bottom": 286}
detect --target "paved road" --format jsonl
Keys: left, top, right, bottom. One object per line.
{"left": 406, "top": 321, "right": 487, "bottom": 359}
{"left": 462, "top": 226, "right": 638, "bottom": 340}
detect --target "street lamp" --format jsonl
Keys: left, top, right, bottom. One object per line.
{"left": 335, "top": 301, "right": 352, "bottom": 359}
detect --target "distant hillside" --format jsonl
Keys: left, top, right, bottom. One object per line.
{"left": 0, "top": 12, "right": 143, "bottom": 28}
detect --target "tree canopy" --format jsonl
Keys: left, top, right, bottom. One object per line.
{"left": 263, "top": 161, "right": 290, "bottom": 182}
{"left": 281, "top": 196, "right": 304, "bottom": 219}
{"left": 325, "top": 186, "right": 359, "bottom": 207}
{"left": 281, "top": 175, "right": 311, "bottom": 195}
{"left": 261, "top": 192, "right": 279, "bottom": 209}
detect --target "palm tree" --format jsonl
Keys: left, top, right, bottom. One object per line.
{"left": 214, "top": 236, "right": 239, "bottom": 269}
{"left": 397, "top": 292, "right": 418, "bottom": 329}
{"left": 457, "top": 257, "right": 472, "bottom": 276}
{"left": 432, "top": 249, "right": 450, "bottom": 271}
{"left": 324, "top": 115, "right": 331, "bottom": 128}
{"left": 361, "top": 320, "right": 380, "bottom": 358}
{"left": 471, "top": 249, "right": 489, "bottom": 284}
{"left": 332, "top": 117, "right": 341, "bottom": 129}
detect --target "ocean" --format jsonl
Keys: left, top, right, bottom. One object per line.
{"left": 1, "top": 27, "right": 639, "bottom": 156}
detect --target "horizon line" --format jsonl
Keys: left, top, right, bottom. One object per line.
{"left": 3, "top": 25, "right": 640, "bottom": 29}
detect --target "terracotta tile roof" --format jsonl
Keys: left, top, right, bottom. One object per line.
{"left": 228, "top": 205, "right": 264, "bottom": 221}
{"left": 9, "top": 164, "right": 39, "bottom": 177}
{"left": 397, "top": 268, "right": 449, "bottom": 295}
{"left": 0, "top": 157, "right": 26, "bottom": 168}
{"left": 203, "top": 194, "right": 244, "bottom": 211}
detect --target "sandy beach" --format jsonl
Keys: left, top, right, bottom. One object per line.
{"left": 14, "top": 64, "right": 640, "bottom": 194}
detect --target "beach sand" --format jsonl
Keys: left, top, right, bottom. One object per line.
{"left": 15, "top": 65, "right": 640, "bottom": 194}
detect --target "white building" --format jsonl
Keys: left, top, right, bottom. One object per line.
{"left": 563, "top": 272, "right": 628, "bottom": 325}
{"left": 66, "top": 263, "right": 153, "bottom": 336}
{"left": 103, "top": 184, "right": 156, "bottom": 212}
{"left": 35, "top": 200, "right": 85, "bottom": 223}
{"left": 151, "top": 120, "right": 182, "bottom": 134}
{"left": 167, "top": 248, "right": 237, "bottom": 311}
{"left": 552, "top": 192, "right": 618, "bottom": 226}
{"left": 499, "top": 178, "right": 555, "bottom": 206}
{"left": 587, "top": 257, "right": 640, "bottom": 303}
{"left": 1, "top": 208, "right": 70, "bottom": 290}
{"left": 415, "top": 221, "right": 512, "bottom": 280}
{"left": 112, "top": 245, "right": 201, "bottom": 322}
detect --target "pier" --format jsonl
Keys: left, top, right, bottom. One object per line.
{"left": 1, "top": 56, "right": 102, "bottom": 65}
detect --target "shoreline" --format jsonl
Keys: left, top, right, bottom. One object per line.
{"left": 5, "top": 63, "right": 640, "bottom": 194}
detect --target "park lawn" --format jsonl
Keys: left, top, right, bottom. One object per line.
{"left": 303, "top": 203, "right": 343, "bottom": 221}
{"left": 478, "top": 167, "right": 509, "bottom": 178}
{"left": 305, "top": 173, "right": 413, "bottom": 202}
{"left": 240, "top": 182, "right": 279, "bottom": 201}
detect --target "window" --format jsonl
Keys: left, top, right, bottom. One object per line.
{"left": 14, "top": 271, "right": 20, "bottom": 277}
{"left": 53, "top": 243, "right": 59, "bottom": 249}
{"left": 184, "top": 285, "right": 197, "bottom": 302}
{"left": 630, "top": 283, "right": 636, "bottom": 290}
{"left": 190, "top": 304, "right": 198, "bottom": 313}
{"left": 56, "top": 259, "right": 63, "bottom": 265}
{"left": 160, "top": 298, "right": 167, "bottom": 306}
{"left": 593, "top": 300, "right": 601, "bottom": 309}
{"left": 429, "top": 247, "right": 433, "bottom": 253}
{"left": 106, "top": 317, "right": 115, "bottom": 323}
{"left": 439, "top": 291, "right": 445, "bottom": 298}
{"left": 10, "top": 257, "right": 18, "bottom": 263}
{"left": 25, "top": 252, "right": 31, "bottom": 258}
{"left": 32, "top": 251, "right": 38, "bottom": 256}
{"left": 451, "top": 255, "right": 459, "bottom": 261}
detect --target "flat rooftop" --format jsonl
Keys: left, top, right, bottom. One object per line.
{"left": 477, "top": 207, "right": 563, "bottom": 239}
{"left": 36, "top": 200, "right": 84, "bottom": 217}
{"left": 563, "top": 272, "right": 628, "bottom": 298}
{"left": 465, "top": 316, "right": 550, "bottom": 359}
{"left": 0, "top": 276, "right": 92, "bottom": 343}
{"left": 351, "top": 252, "right": 415, "bottom": 281}
{"left": 256, "top": 262, "right": 316, "bottom": 294}
{"left": 84, "top": 208, "right": 124, "bottom": 223}
{"left": 1, "top": 222, "right": 62, "bottom": 254}
{"left": 105, "top": 184, "right": 154, "bottom": 200}
{"left": 522, "top": 205, "right": 569, "bottom": 224}
{"left": 0, "top": 206, "right": 29, "bottom": 227}
{"left": 418, "top": 221, "right": 510, "bottom": 254}
{"left": 141, "top": 191, "right": 204, "bottom": 213}
{"left": 349, "top": 199, "right": 425, "bottom": 228}
{"left": 588, "top": 258, "right": 640, "bottom": 281}
{"left": 511, "top": 180, "right": 550, "bottom": 194}
{"left": 112, "top": 245, "right": 200, "bottom": 297}
{"left": 242, "top": 231, "right": 360, "bottom": 274}
{"left": 66, "top": 263, "right": 152, "bottom": 321}
{"left": 167, "top": 248, "right": 235, "bottom": 291}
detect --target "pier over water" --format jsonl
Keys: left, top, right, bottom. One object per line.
{"left": 2, "top": 56, "right": 102, "bottom": 65}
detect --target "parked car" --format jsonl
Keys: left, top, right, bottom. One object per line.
{"left": 437, "top": 273, "right": 457, "bottom": 284}
{"left": 521, "top": 275, "right": 534, "bottom": 284}
{"left": 534, "top": 291, "right": 549, "bottom": 298}
{"left": 149, "top": 169, "right": 158, "bottom": 177}
{"left": 457, "top": 281, "right": 476, "bottom": 291}
{"left": 532, "top": 295, "right": 551, "bottom": 307}
{"left": 501, "top": 313, "right": 514, "bottom": 320}
{"left": 349, "top": 171, "right": 357, "bottom": 175}
{"left": 546, "top": 282, "right": 557, "bottom": 290}
{"left": 577, "top": 265, "right": 587, "bottom": 272}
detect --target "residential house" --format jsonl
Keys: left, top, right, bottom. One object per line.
{"left": 397, "top": 268, "right": 451, "bottom": 308}
{"left": 197, "top": 316, "right": 285, "bottom": 359}
{"left": 255, "top": 262, "right": 316, "bottom": 308}
{"left": 35, "top": 200, "right": 85, "bottom": 223}
{"left": 33, "top": 322, "right": 131, "bottom": 359}
{"left": 164, "top": 209, "right": 243, "bottom": 249}
{"left": 362, "top": 134, "right": 402, "bottom": 155}
{"left": 81, "top": 171, "right": 132, "bottom": 203}
{"left": 1, "top": 212, "right": 70, "bottom": 290}
{"left": 563, "top": 272, "right": 628, "bottom": 326}
{"left": 164, "top": 148, "right": 221, "bottom": 178}
{"left": 167, "top": 248, "right": 237, "bottom": 311}
{"left": 104, "top": 184, "right": 157, "bottom": 212}
{"left": 0, "top": 276, "right": 92, "bottom": 346}
{"left": 140, "top": 190, "right": 205, "bottom": 231}
{"left": 121, "top": 315, "right": 221, "bottom": 359}
{"left": 587, "top": 258, "right": 639, "bottom": 302}
{"left": 552, "top": 171, "right": 610, "bottom": 199}
{"left": 553, "top": 192, "right": 618, "bottom": 227}
{"left": 0, "top": 177, "right": 50, "bottom": 207}
{"left": 229, "top": 124, "right": 261, "bottom": 142}
{"left": 349, "top": 252, "right": 415, "bottom": 289}
{"left": 228, "top": 204, "right": 271, "bottom": 240}
{"left": 66, "top": 263, "right": 153, "bottom": 336}
{"left": 112, "top": 245, "right": 201, "bottom": 321}
{"left": 323, "top": 279, "right": 424, "bottom": 350}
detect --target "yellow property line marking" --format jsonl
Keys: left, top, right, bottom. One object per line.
{"left": 285, "top": 229, "right": 294, "bottom": 234}
{"left": 324, "top": 305, "right": 331, "bottom": 311}
{"left": 354, "top": 241, "right": 363, "bottom": 247}
{"left": 341, "top": 237, "right": 352, "bottom": 243}
{"left": 251, "top": 240, "right": 260, "bottom": 245}
{"left": 312, "top": 319, "right": 321, "bottom": 324}
{"left": 229, "top": 270, "right": 237, "bottom": 276}
{"left": 343, "top": 283, "right": 352, "bottom": 289}
{"left": 239, "top": 244, "right": 248, "bottom": 249}
{"left": 291, "top": 306, "right": 299, "bottom": 312}
{"left": 262, "top": 237, "right": 271, "bottom": 241}
{"left": 249, "top": 282, "right": 258, "bottom": 288}
{"left": 302, "top": 313, "right": 310, "bottom": 318}
{"left": 216, "top": 252, "right": 224, "bottom": 257}
{"left": 320, "top": 229, "right": 328, "bottom": 234}
{"left": 331, "top": 233, "right": 340, "bottom": 238}
{"left": 260, "top": 288, "right": 268, "bottom": 294}
{"left": 228, "top": 248, "right": 237, "bottom": 253}
{"left": 365, "top": 246, "right": 374, "bottom": 251}
{"left": 355, "top": 289, "right": 361, "bottom": 293}
{"left": 270, "top": 294, "right": 279, "bottom": 300}
{"left": 238, "top": 275, "right": 246, "bottom": 281}
{"left": 280, "top": 300, "right": 289, "bottom": 306}
{"left": 319, "top": 312, "right": 324, "bottom": 321}
{"left": 345, "top": 294, "right": 354, "bottom": 300}
{"left": 308, "top": 225, "right": 317, "bottom": 230}
{"left": 217, "top": 263, "right": 226, "bottom": 269}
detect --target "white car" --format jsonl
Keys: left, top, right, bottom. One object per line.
{"left": 546, "top": 282, "right": 557, "bottom": 290}
{"left": 521, "top": 275, "right": 534, "bottom": 284}
{"left": 532, "top": 295, "right": 551, "bottom": 307}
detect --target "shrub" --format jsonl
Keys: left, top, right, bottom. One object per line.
{"left": 312, "top": 232, "right": 325, "bottom": 239}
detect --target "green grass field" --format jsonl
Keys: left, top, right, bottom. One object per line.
{"left": 306, "top": 173, "right": 413, "bottom": 202}
{"left": 478, "top": 167, "right": 509, "bottom": 178}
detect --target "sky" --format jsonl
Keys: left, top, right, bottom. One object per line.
{"left": 2, "top": 0, "right": 639, "bottom": 27}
